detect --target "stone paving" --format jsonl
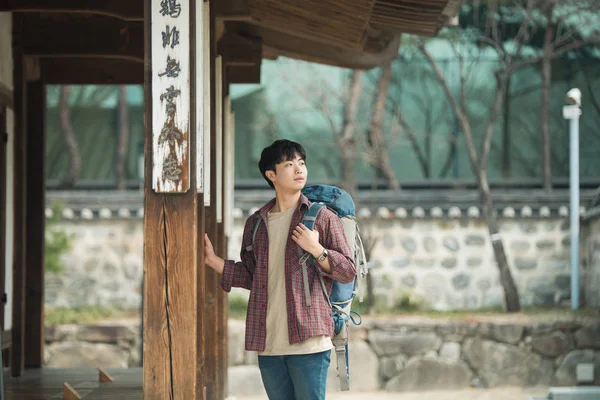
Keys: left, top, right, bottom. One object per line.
{"left": 230, "top": 387, "right": 549, "bottom": 400}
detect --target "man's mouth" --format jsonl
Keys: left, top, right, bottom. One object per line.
{"left": 294, "top": 177, "right": 305, "bottom": 181}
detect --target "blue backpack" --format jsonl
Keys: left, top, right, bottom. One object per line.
{"left": 249, "top": 184, "right": 368, "bottom": 391}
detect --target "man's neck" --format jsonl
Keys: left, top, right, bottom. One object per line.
{"left": 272, "top": 189, "right": 301, "bottom": 213}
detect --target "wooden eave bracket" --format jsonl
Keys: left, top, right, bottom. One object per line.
{"left": 218, "top": 32, "right": 262, "bottom": 67}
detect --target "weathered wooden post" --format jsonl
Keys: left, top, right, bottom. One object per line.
{"left": 143, "top": 0, "right": 207, "bottom": 398}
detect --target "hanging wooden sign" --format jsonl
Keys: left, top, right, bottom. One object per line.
{"left": 151, "top": 0, "right": 190, "bottom": 193}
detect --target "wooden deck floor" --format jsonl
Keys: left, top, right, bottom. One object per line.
{"left": 3, "top": 368, "right": 142, "bottom": 399}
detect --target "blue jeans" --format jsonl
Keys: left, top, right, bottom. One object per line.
{"left": 258, "top": 350, "right": 331, "bottom": 400}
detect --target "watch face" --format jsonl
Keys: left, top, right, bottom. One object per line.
{"left": 318, "top": 250, "right": 328, "bottom": 261}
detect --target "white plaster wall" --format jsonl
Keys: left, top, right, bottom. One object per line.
{"left": 5, "top": 109, "right": 13, "bottom": 330}
{"left": 0, "top": 13, "right": 12, "bottom": 89}
{"left": 1, "top": 12, "right": 13, "bottom": 330}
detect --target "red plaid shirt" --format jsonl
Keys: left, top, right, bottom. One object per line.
{"left": 221, "top": 194, "right": 356, "bottom": 352}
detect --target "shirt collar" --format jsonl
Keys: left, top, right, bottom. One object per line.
{"left": 258, "top": 193, "right": 310, "bottom": 220}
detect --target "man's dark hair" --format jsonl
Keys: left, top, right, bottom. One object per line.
{"left": 258, "top": 139, "right": 306, "bottom": 188}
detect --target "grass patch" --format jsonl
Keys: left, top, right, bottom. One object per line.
{"left": 45, "top": 307, "right": 139, "bottom": 325}
{"left": 228, "top": 294, "right": 599, "bottom": 322}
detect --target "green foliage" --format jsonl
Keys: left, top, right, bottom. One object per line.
{"left": 45, "top": 306, "right": 136, "bottom": 325}
{"left": 228, "top": 296, "right": 249, "bottom": 320}
{"left": 45, "top": 202, "right": 73, "bottom": 274}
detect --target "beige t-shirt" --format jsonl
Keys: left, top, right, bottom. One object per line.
{"left": 259, "top": 205, "right": 333, "bottom": 356}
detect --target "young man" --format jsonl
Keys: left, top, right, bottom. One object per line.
{"left": 204, "top": 139, "right": 356, "bottom": 400}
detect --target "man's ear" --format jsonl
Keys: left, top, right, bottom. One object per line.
{"left": 266, "top": 170, "right": 276, "bottom": 183}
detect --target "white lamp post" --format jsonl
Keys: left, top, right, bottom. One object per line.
{"left": 562, "top": 88, "right": 582, "bottom": 310}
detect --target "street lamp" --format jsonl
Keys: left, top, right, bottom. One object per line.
{"left": 562, "top": 88, "right": 582, "bottom": 310}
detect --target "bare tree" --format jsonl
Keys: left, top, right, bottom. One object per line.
{"left": 484, "top": 0, "right": 600, "bottom": 190}
{"left": 540, "top": 0, "right": 558, "bottom": 191}
{"left": 421, "top": 42, "right": 522, "bottom": 311}
{"left": 415, "top": 1, "right": 541, "bottom": 311}
{"left": 338, "top": 71, "right": 364, "bottom": 197}
{"left": 116, "top": 85, "right": 129, "bottom": 190}
{"left": 365, "top": 61, "right": 400, "bottom": 190}
{"left": 279, "top": 61, "right": 403, "bottom": 195}
{"left": 59, "top": 85, "right": 81, "bottom": 187}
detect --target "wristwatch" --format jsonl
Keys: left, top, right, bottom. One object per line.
{"left": 316, "top": 249, "right": 328, "bottom": 262}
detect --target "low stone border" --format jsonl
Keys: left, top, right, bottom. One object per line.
{"left": 43, "top": 315, "right": 600, "bottom": 397}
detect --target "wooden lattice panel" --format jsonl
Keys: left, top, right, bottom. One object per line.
{"left": 249, "top": 0, "right": 376, "bottom": 50}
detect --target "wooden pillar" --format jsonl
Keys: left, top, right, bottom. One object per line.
{"left": 10, "top": 13, "right": 27, "bottom": 378}
{"left": 203, "top": 1, "right": 219, "bottom": 396}
{"left": 142, "top": 0, "right": 200, "bottom": 398}
{"left": 195, "top": 1, "right": 207, "bottom": 399}
{"left": 24, "top": 72, "right": 44, "bottom": 368}
{"left": 217, "top": 74, "right": 230, "bottom": 400}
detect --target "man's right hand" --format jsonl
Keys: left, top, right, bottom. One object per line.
{"left": 204, "top": 233, "right": 225, "bottom": 274}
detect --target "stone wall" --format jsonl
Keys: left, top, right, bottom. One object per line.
{"left": 227, "top": 316, "right": 600, "bottom": 396}
{"left": 46, "top": 220, "right": 143, "bottom": 309}
{"left": 228, "top": 217, "right": 585, "bottom": 311}
{"left": 47, "top": 212, "right": 599, "bottom": 311}
{"left": 44, "top": 316, "right": 600, "bottom": 397}
{"left": 583, "top": 211, "right": 600, "bottom": 307}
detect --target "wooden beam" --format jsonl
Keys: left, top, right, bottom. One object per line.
{"left": 193, "top": 2, "right": 207, "bottom": 399}
{"left": 226, "top": 63, "right": 261, "bottom": 84}
{"left": 215, "top": 0, "right": 251, "bottom": 21}
{"left": 204, "top": 4, "right": 219, "bottom": 398}
{"left": 22, "top": 16, "right": 144, "bottom": 63}
{"left": 24, "top": 79, "right": 45, "bottom": 368}
{"left": 216, "top": 80, "right": 229, "bottom": 400}
{"left": 2, "top": 0, "right": 143, "bottom": 21}
{"left": 41, "top": 58, "right": 143, "bottom": 84}
{"left": 10, "top": 13, "right": 27, "bottom": 378}
{"left": 218, "top": 31, "right": 261, "bottom": 66}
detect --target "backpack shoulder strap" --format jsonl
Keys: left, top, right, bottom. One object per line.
{"left": 245, "top": 212, "right": 262, "bottom": 253}
{"left": 297, "top": 202, "right": 327, "bottom": 308}
{"left": 302, "top": 202, "right": 326, "bottom": 231}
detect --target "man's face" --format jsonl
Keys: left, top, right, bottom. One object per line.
{"left": 270, "top": 153, "right": 307, "bottom": 192}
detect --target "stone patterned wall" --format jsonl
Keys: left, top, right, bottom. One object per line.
{"left": 363, "top": 218, "right": 573, "bottom": 310}
{"left": 46, "top": 220, "right": 144, "bottom": 310}
{"left": 47, "top": 214, "right": 598, "bottom": 311}
{"left": 228, "top": 217, "right": 576, "bottom": 310}
{"left": 228, "top": 316, "right": 600, "bottom": 396}
{"left": 45, "top": 317, "right": 599, "bottom": 397}
{"left": 583, "top": 213, "right": 600, "bottom": 307}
